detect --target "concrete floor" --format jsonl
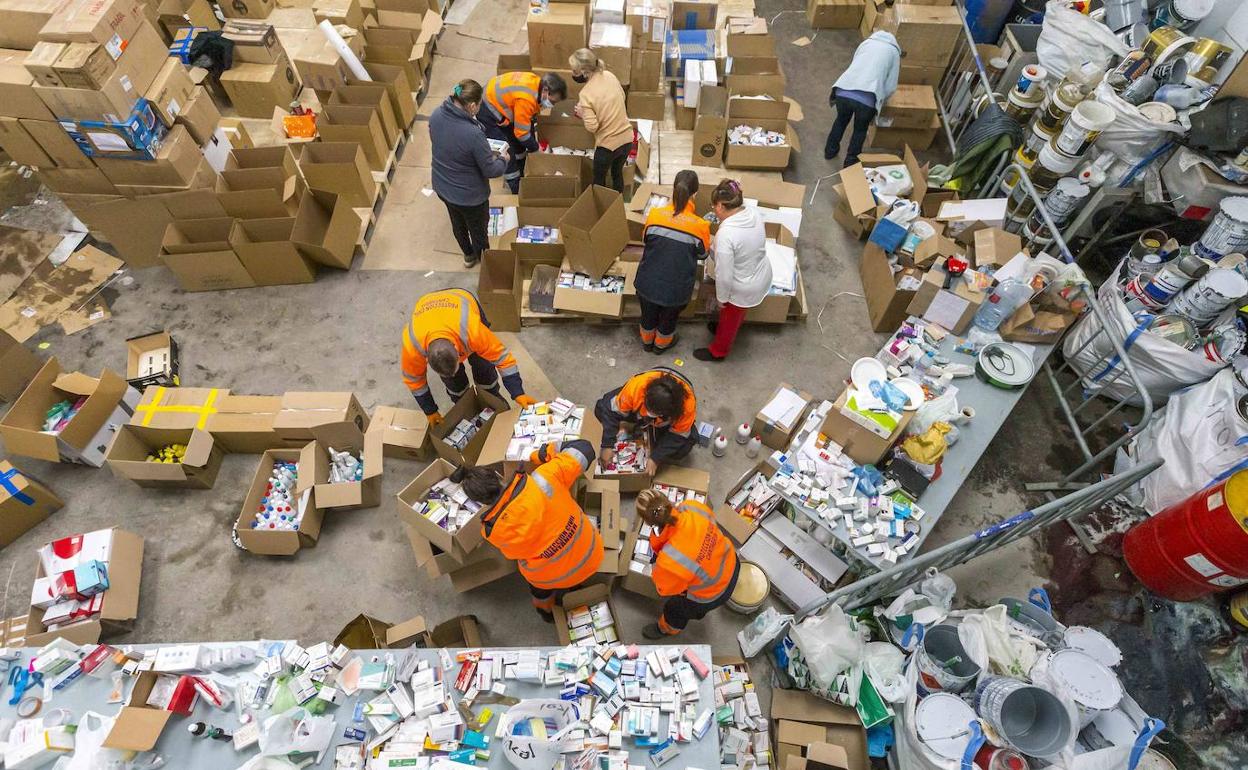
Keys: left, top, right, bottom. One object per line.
{"left": 9, "top": 0, "right": 1235, "bottom": 762}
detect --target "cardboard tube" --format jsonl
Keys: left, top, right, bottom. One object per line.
{"left": 318, "top": 20, "right": 370, "bottom": 81}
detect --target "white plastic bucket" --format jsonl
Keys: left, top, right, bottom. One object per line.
{"left": 1053, "top": 101, "right": 1116, "bottom": 156}
{"left": 1195, "top": 196, "right": 1248, "bottom": 260}
{"left": 1015, "top": 64, "right": 1048, "bottom": 98}
{"left": 1153, "top": 0, "right": 1215, "bottom": 31}
{"left": 1168, "top": 268, "right": 1248, "bottom": 326}
{"left": 915, "top": 692, "right": 977, "bottom": 759}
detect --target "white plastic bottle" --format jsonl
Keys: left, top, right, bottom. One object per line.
{"left": 735, "top": 423, "right": 751, "bottom": 444}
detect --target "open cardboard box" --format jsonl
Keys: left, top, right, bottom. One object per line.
{"left": 273, "top": 391, "right": 369, "bottom": 441}
{"left": 906, "top": 257, "right": 986, "bottom": 334}
{"left": 717, "top": 460, "right": 777, "bottom": 544}
{"left": 593, "top": 432, "right": 653, "bottom": 492}
{"left": 397, "top": 458, "right": 487, "bottom": 556}
{"left": 479, "top": 249, "right": 523, "bottom": 332}
{"left": 553, "top": 258, "right": 638, "bottom": 318}
{"left": 405, "top": 522, "right": 497, "bottom": 576}
{"left": 236, "top": 449, "right": 324, "bottom": 556}
{"left": 772, "top": 689, "right": 869, "bottom": 770}
{"left": 724, "top": 96, "right": 798, "bottom": 170}
{"left": 553, "top": 582, "right": 622, "bottom": 646}
{"left": 105, "top": 425, "right": 225, "bottom": 489}
{"left": 159, "top": 217, "right": 255, "bottom": 292}
{"left": 972, "top": 226, "right": 1024, "bottom": 270}
{"left": 124, "top": 331, "right": 178, "bottom": 390}
{"left": 0, "top": 359, "right": 138, "bottom": 466}
{"left": 206, "top": 394, "right": 303, "bottom": 453}
{"left": 821, "top": 388, "right": 913, "bottom": 466}
{"left": 476, "top": 399, "right": 604, "bottom": 476}
{"left": 0, "top": 330, "right": 44, "bottom": 403}
{"left": 0, "top": 461, "right": 62, "bottom": 548}
{"left": 745, "top": 223, "right": 804, "bottom": 324}
{"left": 298, "top": 421, "right": 384, "bottom": 509}
{"left": 24, "top": 528, "right": 143, "bottom": 646}
{"left": 558, "top": 185, "right": 630, "bottom": 280}
{"left": 367, "top": 405, "right": 432, "bottom": 462}
{"left": 430, "top": 386, "right": 511, "bottom": 467}
{"left": 833, "top": 148, "right": 926, "bottom": 239}
{"left": 860, "top": 242, "right": 926, "bottom": 333}
{"left": 104, "top": 671, "right": 176, "bottom": 752}
{"left": 753, "top": 382, "right": 813, "bottom": 451}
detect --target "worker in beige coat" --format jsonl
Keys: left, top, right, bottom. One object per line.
{"left": 569, "top": 48, "right": 634, "bottom": 192}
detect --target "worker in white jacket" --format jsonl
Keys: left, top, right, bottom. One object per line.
{"left": 824, "top": 30, "right": 901, "bottom": 167}
{"left": 695, "top": 179, "right": 772, "bottom": 362}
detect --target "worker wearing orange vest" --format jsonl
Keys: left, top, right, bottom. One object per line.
{"left": 456, "top": 439, "right": 604, "bottom": 619}
{"left": 635, "top": 487, "right": 740, "bottom": 638}
{"left": 401, "top": 289, "right": 535, "bottom": 424}
{"left": 595, "top": 368, "right": 698, "bottom": 468}
{"left": 481, "top": 71, "right": 568, "bottom": 192}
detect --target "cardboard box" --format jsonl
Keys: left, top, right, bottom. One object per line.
{"left": 631, "top": 48, "right": 662, "bottom": 92}
{"left": 590, "top": 21, "right": 632, "bottom": 85}
{"left": 405, "top": 524, "right": 496, "bottom": 576}
{"left": 860, "top": 242, "right": 924, "bottom": 332}
{"left": 319, "top": 104, "right": 389, "bottom": 172}
{"left": 356, "top": 62, "right": 417, "bottom": 129}
{"left": 18, "top": 118, "right": 90, "bottom": 167}
{"left": 290, "top": 189, "right": 361, "bottom": 270}
{"left": 834, "top": 148, "right": 928, "bottom": 238}
{"left": 103, "top": 671, "right": 175, "bottom": 751}
{"left": 397, "top": 458, "right": 486, "bottom": 556}
{"left": 41, "top": 0, "right": 147, "bottom": 45}
{"left": 313, "top": 0, "right": 363, "bottom": 29}
{"left": 95, "top": 124, "right": 201, "bottom": 187}
{"left": 294, "top": 34, "right": 353, "bottom": 93}
{"left": 559, "top": 185, "right": 630, "bottom": 280}
{"left": 124, "top": 331, "right": 177, "bottom": 390}
{"left": 717, "top": 461, "right": 775, "bottom": 543}
{"left": 24, "top": 43, "right": 66, "bottom": 88}
{"left": 528, "top": 3, "right": 588, "bottom": 70}
{"left": 478, "top": 249, "right": 522, "bottom": 333}
{"left": 724, "top": 17, "right": 774, "bottom": 57}
{"left": 671, "top": 0, "right": 715, "bottom": 29}
{"left": 54, "top": 42, "right": 116, "bottom": 90}
{"left": 745, "top": 223, "right": 804, "bottom": 323}
{"left": 0, "top": 49, "right": 56, "bottom": 120}
{"left": 235, "top": 449, "right": 324, "bottom": 555}
{"left": 367, "top": 405, "right": 431, "bottom": 462}
{"left": 619, "top": 467, "right": 709, "bottom": 595}
{"left": 753, "top": 382, "right": 812, "bottom": 451}
{"left": 24, "top": 528, "right": 143, "bottom": 646}
{"left": 33, "top": 22, "right": 168, "bottom": 122}
{"left": 871, "top": 3, "right": 961, "bottom": 68}
{"left": 448, "top": 553, "right": 517, "bottom": 593}
{"left": 329, "top": 83, "right": 400, "bottom": 146}
{"left": 362, "top": 28, "right": 422, "bottom": 91}
{"left": 581, "top": 477, "right": 624, "bottom": 550}
{"left": 626, "top": 89, "right": 665, "bottom": 121}
{"left": 552, "top": 258, "right": 636, "bottom": 318}
{"left": 204, "top": 394, "right": 293, "bottom": 453}
{"left": 899, "top": 62, "right": 946, "bottom": 86}
{"left": 0, "top": 461, "right": 62, "bottom": 548}
{"left": 553, "top": 583, "right": 621, "bottom": 645}
{"left": 222, "top": 19, "right": 284, "bottom": 63}
{"left": 906, "top": 257, "right": 986, "bottom": 333}
{"left": 160, "top": 218, "right": 256, "bottom": 293}
{"left": 878, "top": 83, "right": 937, "bottom": 129}
{"left": 273, "top": 391, "right": 369, "bottom": 441}
{"left": 234, "top": 217, "right": 317, "bottom": 286}
{"left": 868, "top": 115, "right": 941, "bottom": 151}
{"left": 130, "top": 386, "right": 227, "bottom": 431}
{"left": 142, "top": 57, "right": 194, "bottom": 126}
{"left": 771, "top": 689, "right": 870, "bottom": 770}
{"left": 520, "top": 175, "right": 580, "bottom": 209}
{"left": 724, "top": 96, "right": 797, "bottom": 170}
{"left": 821, "top": 388, "right": 912, "bottom": 466}
{"left": 475, "top": 398, "right": 604, "bottom": 476}
{"left": 972, "top": 227, "right": 1023, "bottom": 270}
{"left": 691, "top": 84, "right": 726, "bottom": 168}
{"left": 105, "top": 425, "right": 225, "bottom": 489}
{"left": 0, "top": 330, "right": 43, "bottom": 403}
{"left": 219, "top": 0, "right": 274, "bottom": 19}
{"left": 0, "top": 116, "right": 52, "bottom": 166}
{"left": 0, "top": 359, "right": 138, "bottom": 465}
{"left": 221, "top": 60, "right": 301, "bottom": 118}
{"left": 626, "top": 0, "right": 668, "bottom": 51}
{"left": 430, "top": 386, "right": 510, "bottom": 467}
{"left": 217, "top": 145, "right": 300, "bottom": 218}
{"left": 299, "top": 421, "right": 384, "bottom": 509}
{"left": 298, "top": 140, "right": 377, "bottom": 208}
{"left": 807, "top": 0, "right": 864, "bottom": 28}
{"left": 0, "top": 1, "right": 67, "bottom": 50}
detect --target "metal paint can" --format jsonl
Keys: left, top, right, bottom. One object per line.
{"left": 1041, "top": 176, "right": 1091, "bottom": 224}
{"left": 915, "top": 624, "right": 981, "bottom": 694}
{"left": 1121, "top": 73, "right": 1160, "bottom": 105}
{"left": 1137, "top": 101, "right": 1178, "bottom": 123}
{"left": 1006, "top": 181, "right": 1037, "bottom": 219}
{"left": 1046, "top": 649, "right": 1123, "bottom": 728}
{"left": 1142, "top": 26, "right": 1197, "bottom": 65}
{"left": 1109, "top": 50, "right": 1153, "bottom": 92}
{"left": 1035, "top": 84, "right": 1083, "bottom": 134}
{"left": 726, "top": 561, "right": 769, "bottom": 614}
{"left": 1151, "top": 0, "right": 1215, "bottom": 31}
{"left": 1184, "top": 38, "right": 1233, "bottom": 75}
{"left": 1005, "top": 87, "right": 1045, "bottom": 123}
{"left": 1195, "top": 197, "right": 1248, "bottom": 261}
{"left": 915, "top": 692, "right": 977, "bottom": 759}
{"left": 1030, "top": 142, "right": 1079, "bottom": 189}
{"left": 974, "top": 677, "right": 1072, "bottom": 758}
{"left": 1015, "top": 64, "right": 1048, "bottom": 98}
{"left": 1169, "top": 268, "right": 1248, "bottom": 326}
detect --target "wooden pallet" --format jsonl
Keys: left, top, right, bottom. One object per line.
{"left": 353, "top": 175, "right": 392, "bottom": 250}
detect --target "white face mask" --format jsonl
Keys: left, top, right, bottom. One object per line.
{"left": 541, "top": 98, "right": 553, "bottom": 108}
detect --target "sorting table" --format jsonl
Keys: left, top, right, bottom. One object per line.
{"left": 776, "top": 321, "right": 1057, "bottom": 573}
{"left": 7, "top": 643, "right": 720, "bottom": 769}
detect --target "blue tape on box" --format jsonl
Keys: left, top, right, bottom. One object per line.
{"left": 62, "top": 99, "right": 165, "bottom": 160}
{"left": 665, "top": 29, "right": 715, "bottom": 79}
{"left": 0, "top": 468, "right": 34, "bottom": 505}
{"left": 169, "top": 27, "right": 208, "bottom": 64}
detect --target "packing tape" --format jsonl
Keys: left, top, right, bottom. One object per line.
{"left": 134, "top": 387, "right": 221, "bottom": 429}
{"left": 0, "top": 469, "right": 34, "bottom": 506}
{"left": 17, "top": 695, "right": 41, "bottom": 717}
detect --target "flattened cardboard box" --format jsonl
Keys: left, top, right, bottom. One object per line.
{"left": 236, "top": 449, "right": 324, "bottom": 556}
{"left": 106, "top": 425, "right": 225, "bottom": 489}
{"left": 0, "top": 460, "right": 63, "bottom": 548}
{"left": 24, "top": 528, "right": 144, "bottom": 646}
{"left": 297, "top": 420, "right": 384, "bottom": 510}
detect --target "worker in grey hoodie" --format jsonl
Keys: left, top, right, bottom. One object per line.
{"left": 428, "top": 79, "right": 509, "bottom": 268}
{"left": 825, "top": 31, "right": 901, "bottom": 167}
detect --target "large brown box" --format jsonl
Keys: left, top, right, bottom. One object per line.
{"left": 319, "top": 104, "right": 389, "bottom": 172}
{"left": 807, "top": 0, "right": 863, "bottom": 28}
{"left": 220, "top": 59, "right": 301, "bottom": 118}
{"left": 273, "top": 391, "right": 369, "bottom": 442}
{"left": 328, "top": 83, "right": 400, "bottom": 147}
{"left": 159, "top": 217, "right": 256, "bottom": 293}
{"left": 355, "top": 63, "right": 417, "bottom": 129}
{"left": 105, "top": 425, "right": 225, "bottom": 489}
{"left": 33, "top": 22, "right": 167, "bottom": 121}
{"left": 24, "top": 43, "right": 65, "bottom": 88}
{"left": 860, "top": 242, "right": 925, "bottom": 333}
{"left": 0, "top": 331, "right": 43, "bottom": 403}
{"left": 235, "top": 450, "right": 323, "bottom": 555}
{"left": 175, "top": 86, "right": 221, "bottom": 145}
{"left": 558, "top": 185, "right": 630, "bottom": 280}
{"left": 878, "top": 83, "right": 937, "bottom": 129}
{"left": 235, "top": 217, "right": 318, "bottom": 286}
{"left": 204, "top": 394, "right": 294, "bottom": 453}
{"left": 53, "top": 42, "right": 116, "bottom": 90}
{"left": 95, "top": 125, "right": 201, "bottom": 187}
{"left": 478, "top": 250, "right": 522, "bottom": 333}
{"left": 367, "top": 406, "right": 431, "bottom": 462}
{"left": 24, "top": 528, "right": 143, "bottom": 646}
{"left": 219, "top": 0, "right": 274, "bottom": 19}
{"left": 429, "top": 387, "right": 510, "bottom": 468}
{"left": 20, "top": 119, "right": 91, "bottom": 167}
{"left": 40, "top": 0, "right": 147, "bottom": 46}
{"left": 723, "top": 96, "right": 797, "bottom": 170}
{"left": 0, "top": 461, "right": 61, "bottom": 547}
{"left": 528, "top": 3, "right": 589, "bottom": 70}
{"left": 691, "top": 85, "right": 726, "bottom": 168}
{"left": 0, "top": 0, "right": 69, "bottom": 50}
{"left": 143, "top": 57, "right": 195, "bottom": 126}
{"left": 867, "top": 3, "right": 961, "bottom": 68}
{"left": 821, "top": 388, "right": 913, "bottom": 466}
{"left": 290, "top": 189, "right": 361, "bottom": 270}
{"left": 0, "top": 49, "right": 56, "bottom": 121}
{"left": 0, "top": 117, "right": 51, "bottom": 166}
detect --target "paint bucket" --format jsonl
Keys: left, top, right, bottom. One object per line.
{"left": 1108, "top": 49, "right": 1153, "bottom": 92}
{"left": 1169, "top": 268, "right": 1248, "bottom": 326}
{"left": 1006, "top": 182, "right": 1037, "bottom": 220}
{"left": 1052, "top": 101, "right": 1114, "bottom": 156}
{"left": 1151, "top": 55, "right": 1189, "bottom": 86}
{"left": 1005, "top": 87, "right": 1045, "bottom": 123}
{"left": 1030, "top": 142, "right": 1079, "bottom": 189}
{"left": 1042, "top": 176, "right": 1091, "bottom": 224}
{"left": 1138, "top": 101, "right": 1178, "bottom": 123}
{"left": 915, "top": 623, "right": 981, "bottom": 694}
{"left": 975, "top": 678, "right": 1073, "bottom": 758}
{"left": 1083, "top": 707, "right": 1140, "bottom": 750}
{"left": 726, "top": 561, "right": 769, "bottom": 614}
{"left": 973, "top": 745, "right": 1029, "bottom": 770}
{"left": 1195, "top": 196, "right": 1248, "bottom": 261}
{"left": 1034, "top": 84, "right": 1083, "bottom": 134}
{"left": 1142, "top": 26, "right": 1197, "bottom": 65}
{"left": 1002, "top": 212, "right": 1028, "bottom": 235}
{"left": 1021, "top": 217, "right": 1054, "bottom": 249}
{"left": 1121, "top": 73, "right": 1161, "bottom": 105}
{"left": 1148, "top": 314, "right": 1199, "bottom": 349}
{"left": 915, "top": 693, "right": 977, "bottom": 759}
{"left": 1184, "top": 38, "right": 1233, "bottom": 76}
{"left": 1185, "top": 66, "right": 1221, "bottom": 88}
{"left": 1017, "top": 124, "right": 1054, "bottom": 166}
{"left": 1000, "top": 597, "right": 1062, "bottom": 645}
{"left": 1151, "top": 0, "right": 1215, "bottom": 31}
{"left": 1138, "top": 749, "right": 1179, "bottom": 770}
{"left": 1046, "top": 649, "right": 1123, "bottom": 728}
{"left": 1202, "top": 320, "right": 1247, "bottom": 363}
{"left": 1134, "top": 252, "right": 1209, "bottom": 308}
{"left": 1015, "top": 64, "right": 1047, "bottom": 98}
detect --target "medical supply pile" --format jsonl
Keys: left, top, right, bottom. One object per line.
{"left": 600, "top": 440, "right": 648, "bottom": 474}
{"left": 249, "top": 461, "right": 308, "bottom": 532}
{"left": 326, "top": 448, "right": 365, "bottom": 484}
{"left": 446, "top": 409, "right": 496, "bottom": 451}
{"left": 505, "top": 399, "right": 587, "bottom": 461}
{"left": 145, "top": 443, "right": 188, "bottom": 463}
{"left": 557, "top": 271, "right": 627, "bottom": 294}
{"left": 43, "top": 398, "right": 86, "bottom": 434}
{"left": 725, "top": 471, "right": 783, "bottom": 525}
{"left": 711, "top": 658, "right": 769, "bottom": 769}
{"left": 564, "top": 600, "right": 619, "bottom": 647}
{"left": 630, "top": 524, "right": 658, "bottom": 580}
{"left": 516, "top": 226, "right": 560, "bottom": 244}
{"left": 727, "top": 125, "right": 788, "bottom": 147}
{"left": 30, "top": 529, "right": 120, "bottom": 633}
{"left": 407, "top": 476, "right": 485, "bottom": 536}
{"left": 650, "top": 482, "right": 708, "bottom": 506}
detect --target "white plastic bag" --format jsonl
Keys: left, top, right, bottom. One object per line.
{"left": 911, "top": 388, "right": 959, "bottom": 434}
{"left": 1062, "top": 261, "right": 1226, "bottom": 405}
{"left": 737, "top": 606, "right": 791, "bottom": 658}
{"left": 498, "top": 700, "right": 582, "bottom": 770}
{"left": 789, "top": 605, "right": 867, "bottom": 690}
{"left": 1091, "top": 80, "right": 1186, "bottom": 167}
{"left": 55, "top": 713, "right": 131, "bottom": 770}
{"left": 958, "top": 604, "right": 1044, "bottom": 679}
{"left": 862, "top": 642, "right": 908, "bottom": 703}
{"left": 258, "top": 709, "right": 334, "bottom": 759}
{"left": 1118, "top": 367, "right": 1248, "bottom": 514}
{"left": 1035, "top": 1, "right": 1128, "bottom": 81}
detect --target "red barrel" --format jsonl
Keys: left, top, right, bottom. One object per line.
{"left": 1123, "top": 470, "right": 1248, "bottom": 601}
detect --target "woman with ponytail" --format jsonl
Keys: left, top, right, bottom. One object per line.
{"left": 633, "top": 170, "right": 711, "bottom": 352}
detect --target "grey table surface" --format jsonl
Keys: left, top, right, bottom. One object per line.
{"left": 14, "top": 643, "right": 720, "bottom": 769}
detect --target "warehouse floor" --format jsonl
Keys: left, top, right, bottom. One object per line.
{"left": 3, "top": 0, "right": 1240, "bottom": 765}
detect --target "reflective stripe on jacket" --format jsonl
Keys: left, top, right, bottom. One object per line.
{"left": 635, "top": 201, "right": 711, "bottom": 307}
{"left": 481, "top": 439, "right": 603, "bottom": 590}
{"left": 648, "top": 500, "right": 738, "bottom": 602}
{"left": 594, "top": 367, "right": 696, "bottom": 449}
{"left": 486, "top": 72, "right": 542, "bottom": 145}
{"left": 400, "top": 289, "right": 522, "bottom": 412}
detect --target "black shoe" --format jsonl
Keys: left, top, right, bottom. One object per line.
{"left": 643, "top": 342, "right": 656, "bottom": 352}
{"left": 463, "top": 253, "right": 480, "bottom": 268}
{"left": 653, "top": 334, "right": 678, "bottom": 353}
{"left": 824, "top": 148, "right": 839, "bottom": 160}
{"left": 693, "top": 347, "right": 724, "bottom": 362}
{"left": 536, "top": 609, "right": 555, "bottom": 623}
{"left": 642, "top": 623, "right": 667, "bottom": 640}
{"left": 706, "top": 320, "right": 718, "bottom": 334}
{"left": 843, "top": 156, "right": 860, "bottom": 168}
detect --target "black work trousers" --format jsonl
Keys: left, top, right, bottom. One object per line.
{"left": 825, "top": 96, "right": 877, "bottom": 166}
{"left": 593, "top": 143, "right": 632, "bottom": 192}
{"left": 439, "top": 196, "right": 490, "bottom": 260}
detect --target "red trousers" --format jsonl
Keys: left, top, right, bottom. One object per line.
{"left": 709, "top": 302, "right": 748, "bottom": 358}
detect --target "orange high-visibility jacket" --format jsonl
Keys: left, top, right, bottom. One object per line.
{"left": 648, "top": 500, "right": 738, "bottom": 602}
{"left": 400, "top": 289, "right": 522, "bottom": 413}
{"left": 481, "top": 439, "right": 604, "bottom": 590}
{"left": 485, "top": 72, "right": 542, "bottom": 146}
{"left": 594, "top": 367, "right": 697, "bottom": 462}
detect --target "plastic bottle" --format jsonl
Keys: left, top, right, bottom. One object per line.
{"left": 972, "top": 278, "right": 1034, "bottom": 331}
{"left": 745, "top": 436, "right": 762, "bottom": 458}
{"left": 734, "top": 423, "right": 751, "bottom": 445}
{"left": 712, "top": 433, "right": 728, "bottom": 457}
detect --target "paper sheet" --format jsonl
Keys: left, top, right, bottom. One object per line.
{"left": 766, "top": 239, "right": 797, "bottom": 292}
{"left": 923, "top": 290, "right": 970, "bottom": 331}
{"left": 760, "top": 387, "right": 808, "bottom": 429}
